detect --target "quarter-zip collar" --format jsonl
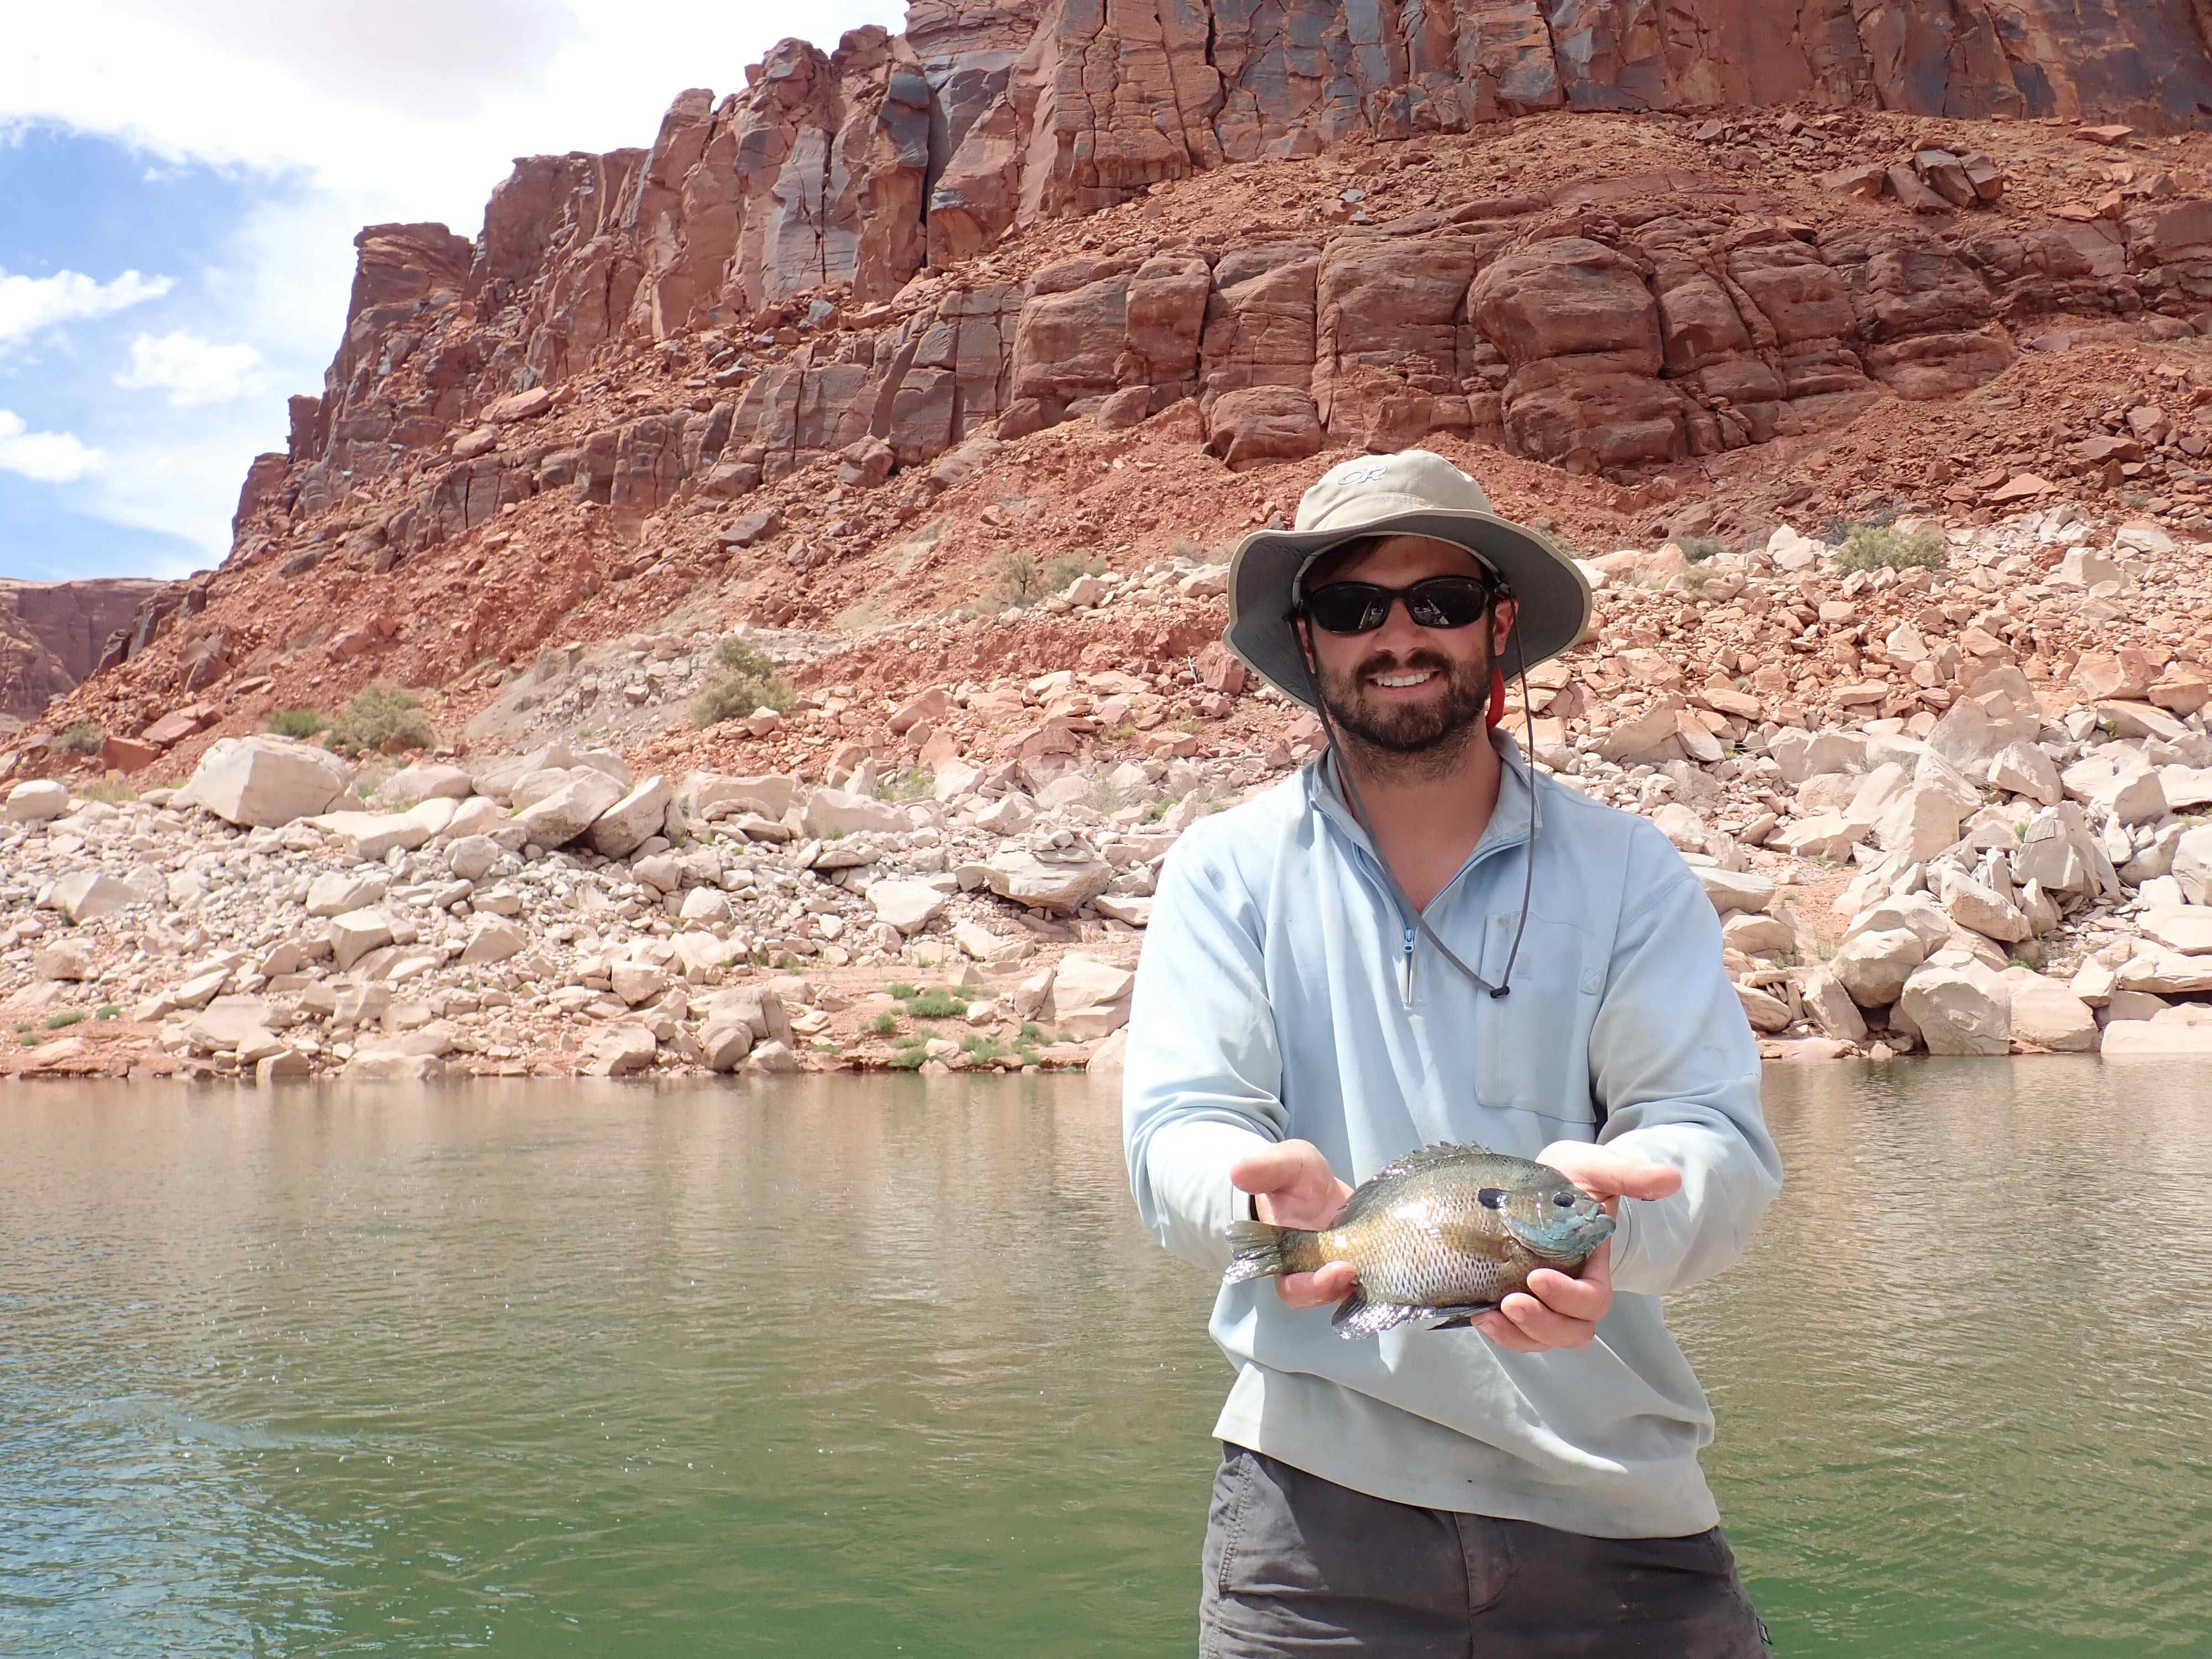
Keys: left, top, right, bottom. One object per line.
{"left": 1302, "top": 727, "right": 1540, "bottom": 904}
{"left": 1302, "top": 729, "right": 1542, "bottom": 1004}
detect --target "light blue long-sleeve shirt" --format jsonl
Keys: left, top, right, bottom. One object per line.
{"left": 1123, "top": 733, "right": 1782, "bottom": 1538}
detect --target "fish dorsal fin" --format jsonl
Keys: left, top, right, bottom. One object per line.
{"left": 1369, "top": 1141, "right": 1499, "bottom": 1185}
{"left": 1331, "top": 1141, "right": 1500, "bottom": 1228}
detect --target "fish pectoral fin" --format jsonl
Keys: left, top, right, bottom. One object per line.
{"left": 1331, "top": 1290, "right": 1423, "bottom": 1338}
{"left": 1419, "top": 1303, "right": 1499, "bottom": 1331}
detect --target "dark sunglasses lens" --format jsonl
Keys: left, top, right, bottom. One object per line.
{"left": 1405, "top": 580, "right": 1490, "bottom": 628}
{"left": 1306, "top": 586, "right": 1389, "bottom": 633}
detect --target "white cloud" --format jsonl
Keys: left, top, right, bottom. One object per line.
{"left": 0, "top": 267, "right": 173, "bottom": 348}
{"left": 0, "top": 409, "right": 102, "bottom": 483}
{"left": 0, "top": 0, "right": 910, "bottom": 563}
{"left": 114, "top": 330, "right": 268, "bottom": 406}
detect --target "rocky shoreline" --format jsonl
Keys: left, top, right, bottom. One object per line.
{"left": 14, "top": 504, "right": 2212, "bottom": 1082}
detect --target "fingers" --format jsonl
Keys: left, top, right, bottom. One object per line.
{"left": 1276, "top": 1260, "right": 1357, "bottom": 1310}
{"left": 1524, "top": 1243, "right": 1611, "bottom": 1322}
{"left": 1535, "top": 1141, "right": 1684, "bottom": 1204}
{"left": 1229, "top": 1139, "right": 1329, "bottom": 1198}
{"left": 1472, "top": 1311, "right": 1547, "bottom": 1352}
{"left": 1231, "top": 1140, "right": 1353, "bottom": 1229}
{"left": 1478, "top": 1245, "right": 1614, "bottom": 1352}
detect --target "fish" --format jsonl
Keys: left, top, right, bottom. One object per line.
{"left": 1222, "top": 1141, "right": 1615, "bottom": 1338}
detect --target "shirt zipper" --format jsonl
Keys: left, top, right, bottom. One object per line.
{"left": 1310, "top": 765, "right": 1533, "bottom": 1010}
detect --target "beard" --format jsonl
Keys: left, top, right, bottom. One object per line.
{"left": 1315, "top": 640, "right": 1494, "bottom": 776}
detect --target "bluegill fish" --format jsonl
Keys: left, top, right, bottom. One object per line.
{"left": 1223, "top": 1142, "right": 1615, "bottom": 1338}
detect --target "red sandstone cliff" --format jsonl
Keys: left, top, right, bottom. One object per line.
{"left": 0, "top": 579, "right": 163, "bottom": 725}
{"left": 30, "top": 1, "right": 2212, "bottom": 766}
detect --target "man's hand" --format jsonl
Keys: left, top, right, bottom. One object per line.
{"left": 1229, "top": 1140, "right": 1356, "bottom": 1311}
{"left": 1474, "top": 1142, "right": 1681, "bottom": 1353}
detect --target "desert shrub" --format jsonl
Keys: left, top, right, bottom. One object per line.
{"left": 1676, "top": 535, "right": 1728, "bottom": 565}
{"left": 959, "top": 1034, "right": 1009, "bottom": 1062}
{"left": 1042, "top": 552, "right": 1106, "bottom": 592}
{"left": 56, "top": 721, "right": 103, "bottom": 756}
{"left": 691, "top": 636, "right": 795, "bottom": 727}
{"left": 886, "top": 1044, "right": 929, "bottom": 1071}
{"left": 984, "top": 551, "right": 1047, "bottom": 609}
{"left": 1092, "top": 773, "right": 1128, "bottom": 815}
{"left": 267, "top": 707, "right": 330, "bottom": 739}
{"left": 902, "top": 988, "right": 968, "bottom": 1019}
{"left": 45, "top": 1011, "right": 86, "bottom": 1029}
{"left": 885, "top": 982, "right": 919, "bottom": 1000}
{"left": 879, "top": 766, "right": 934, "bottom": 801}
{"left": 328, "top": 684, "right": 434, "bottom": 754}
{"left": 867, "top": 1011, "right": 898, "bottom": 1036}
{"left": 1831, "top": 524, "right": 1947, "bottom": 575}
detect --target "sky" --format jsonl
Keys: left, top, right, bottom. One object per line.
{"left": 0, "top": 0, "right": 907, "bottom": 583}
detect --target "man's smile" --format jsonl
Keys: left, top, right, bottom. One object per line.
{"left": 1368, "top": 669, "right": 1440, "bottom": 689}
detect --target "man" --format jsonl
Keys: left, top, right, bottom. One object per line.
{"left": 1123, "top": 450, "right": 1782, "bottom": 1655}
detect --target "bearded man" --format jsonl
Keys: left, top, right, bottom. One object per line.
{"left": 1123, "top": 450, "right": 1782, "bottom": 1655}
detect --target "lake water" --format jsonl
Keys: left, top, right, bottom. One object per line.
{"left": 3, "top": 1061, "right": 2207, "bottom": 1655}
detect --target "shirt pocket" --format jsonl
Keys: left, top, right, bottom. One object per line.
{"left": 1473, "top": 911, "right": 1602, "bottom": 1123}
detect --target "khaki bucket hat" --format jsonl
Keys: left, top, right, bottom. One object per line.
{"left": 1224, "top": 450, "right": 1592, "bottom": 709}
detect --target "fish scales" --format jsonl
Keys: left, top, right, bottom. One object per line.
{"left": 1223, "top": 1142, "right": 1616, "bottom": 1339}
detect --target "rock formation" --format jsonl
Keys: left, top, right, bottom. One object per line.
{"left": 34, "top": 2, "right": 2212, "bottom": 739}
{"left": 0, "top": 580, "right": 164, "bottom": 723}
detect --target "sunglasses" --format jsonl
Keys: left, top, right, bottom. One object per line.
{"left": 1300, "top": 576, "right": 1498, "bottom": 635}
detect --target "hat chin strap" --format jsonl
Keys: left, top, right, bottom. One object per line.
{"left": 1299, "top": 617, "right": 1540, "bottom": 1001}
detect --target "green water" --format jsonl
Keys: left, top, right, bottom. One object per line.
{"left": 2, "top": 1061, "right": 2206, "bottom": 1655}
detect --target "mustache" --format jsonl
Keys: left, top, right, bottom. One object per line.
{"left": 1352, "top": 649, "right": 1457, "bottom": 680}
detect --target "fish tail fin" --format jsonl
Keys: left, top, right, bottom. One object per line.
{"left": 1223, "top": 1220, "right": 1313, "bottom": 1284}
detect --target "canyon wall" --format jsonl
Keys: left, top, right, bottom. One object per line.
{"left": 0, "top": 580, "right": 164, "bottom": 722}
{"left": 84, "top": 1, "right": 2212, "bottom": 682}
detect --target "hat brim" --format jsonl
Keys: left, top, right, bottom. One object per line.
{"left": 1224, "top": 509, "right": 1593, "bottom": 708}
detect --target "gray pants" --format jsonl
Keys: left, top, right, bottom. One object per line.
{"left": 1200, "top": 1445, "right": 1771, "bottom": 1657}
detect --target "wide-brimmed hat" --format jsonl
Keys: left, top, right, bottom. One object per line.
{"left": 1225, "top": 450, "right": 1592, "bottom": 708}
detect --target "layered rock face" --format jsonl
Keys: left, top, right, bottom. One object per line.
{"left": 0, "top": 580, "right": 163, "bottom": 722}
{"left": 81, "top": 1, "right": 2212, "bottom": 691}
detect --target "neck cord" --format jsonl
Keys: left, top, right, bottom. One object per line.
{"left": 1301, "top": 614, "right": 1541, "bottom": 1000}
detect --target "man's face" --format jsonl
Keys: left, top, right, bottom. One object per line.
{"left": 1298, "top": 535, "right": 1516, "bottom": 759}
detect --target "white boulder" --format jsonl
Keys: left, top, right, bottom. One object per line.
{"left": 513, "top": 770, "right": 627, "bottom": 848}
{"left": 587, "top": 776, "right": 673, "bottom": 859}
{"left": 1898, "top": 957, "right": 2012, "bottom": 1056}
{"left": 866, "top": 879, "right": 948, "bottom": 936}
{"left": 182, "top": 737, "right": 351, "bottom": 828}
{"left": 6, "top": 780, "right": 70, "bottom": 822}
{"left": 1048, "top": 953, "right": 1136, "bottom": 1037}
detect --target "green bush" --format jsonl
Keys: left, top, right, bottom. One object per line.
{"left": 868, "top": 1011, "right": 898, "bottom": 1036}
{"left": 267, "top": 707, "right": 330, "bottom": 739}
{"left": 879, "top": 767, "right": 934, "bottom": 802}
{"left": 903, "top": 988, "right": 968, "bottom": 1019}
{"left": 96, "top": 1006, "right": 120, "bottom": 1020}
{"left": 691, "top": 636, "right": 796, "bottom": 728}
{"left": 56, "top": 721, "right": 103, "bottom": 757}
{"left": 1676, "top": 535, "right": 1728, "bottom": 565}
{"left": 1831, "top": 524, "right": 1947, "bottom": 575}
{"left": 1042, "top": 552, "right": 1106, "bottom": 592}
{"left": 328, "top": 683, "right": 434, "bottom": 755}
{"left": 45, "top": 1011, "right": 86, "bottom": 1030}
{"left": 885, "top": 983, "right": 919, "bottom": 1001}
{"left": 886, "top": 1044, "right": 929, "bottom": 1071}
{"left": 985, "top": 551, "right": 1047, "bottom": 609}
{"left": 960, "top": 1034, "right": 1010, "bottom": 1062}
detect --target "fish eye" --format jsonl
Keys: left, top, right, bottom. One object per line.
{"left": 1551, "top": 1192, "right": 1576, "bottom": 1208}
